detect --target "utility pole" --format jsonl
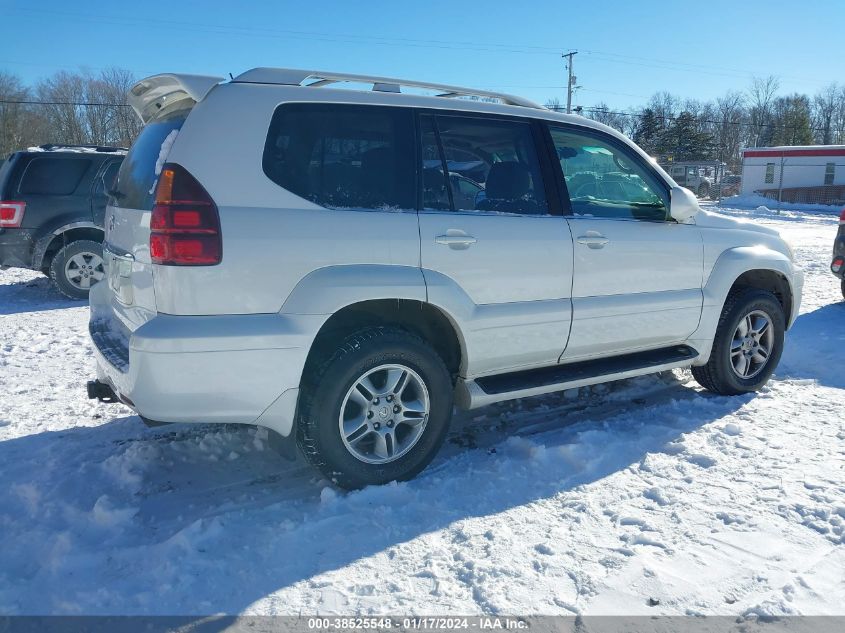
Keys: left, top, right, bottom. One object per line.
{"left": 563, "top": 50, "right": 578, "bottom": 114}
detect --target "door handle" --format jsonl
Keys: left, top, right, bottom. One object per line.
{"left": 435, "top": 234, "right": 477, "bottom": 249}
{"left": 576, "top": 233, "right": 609, "bottom": 249}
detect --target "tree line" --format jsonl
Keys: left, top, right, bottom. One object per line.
{"left": 3, "top": 67, "right": 845, "bottom": 173}
{"left": 0, "top": 68, "right": 142, "bottom": 159}
{"left": 547, "top": 76, "right": 845, "bottom": 170}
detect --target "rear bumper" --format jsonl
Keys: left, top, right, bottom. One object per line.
{"left": 89, "top": 284, "right": 324, "bottom": 436}
{"left": 0, "top": 228, "right": 36, "bottom": 269}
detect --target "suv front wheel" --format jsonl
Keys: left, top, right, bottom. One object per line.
{"left": 692, "top": 288, "right": 785, "bottom": 395}
{"left": 298, "top": 326, "right": 453, "bottom": 489}
{"left": 49, "top": 239, "right": 106, "bottom": 300}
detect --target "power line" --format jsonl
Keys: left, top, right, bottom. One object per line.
{"left": 5, "top": 6, "right": 839, "bottom": 88}
{"left": 0, "top": 99, "right": 130, "bottom": 107}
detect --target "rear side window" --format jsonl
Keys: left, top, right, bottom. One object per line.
{"left": 116, "top": 102, "right": 191, "bottom": 210}
{"left": 19, "top": 157, "right": 91, "bottom": 195}
{"left": 421, "top": 114, "right": 549, "bottom": 215}
{"left": 263, "top": 103, "right": 415, "bottom": 210}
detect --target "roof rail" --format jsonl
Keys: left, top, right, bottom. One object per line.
{"left": 38, "top": 144, "right": 127, "bottom": 153}
{"left": 232, "top": 68, "right": 543, "bottom": 109}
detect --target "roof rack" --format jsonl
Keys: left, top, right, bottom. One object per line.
{"left": 38, "top": 144, "right": 128, "bottom": 153}
{"left": 232, "top": 68, "right": 543, "bottom": 109}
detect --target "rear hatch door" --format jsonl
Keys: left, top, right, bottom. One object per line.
{"left": 105, "top": 100, "right": 194, "bottom": 332}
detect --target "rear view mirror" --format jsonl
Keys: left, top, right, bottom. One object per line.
{"left": 670, "top": 186, "right": 700, "bottom": 223}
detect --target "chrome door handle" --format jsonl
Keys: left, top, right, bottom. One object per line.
{"left": 576, "top": 234, "right": 609, "bottom": 249}
{"left": 435, "top": 234, "right": 477, "bottom": 249}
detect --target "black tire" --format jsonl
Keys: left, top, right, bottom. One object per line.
{"left": 691, "top": 288, "right": 785, "bottom": 395}
{"left": 697, "top": 184, "right": 710, "bottom": 199}
{"left": 841, "top": 279, "right": 845, "bottom": 301}
{"left": 49, "top": 239, "right": 105, "bottom": 300}
{"left": 297, "top": 326, "right": 453, "bottom": 489}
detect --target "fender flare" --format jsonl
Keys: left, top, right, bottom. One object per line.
{"left": 702, "top": 246, "right": 796, "bottom": 310}
{"left": 32, "top": 221, "right": 104, "bottom": 270}
{"left": 689, "top": 245, "right": 800, "bottom": 364}
{"left": 279, "top": 264, "right": 428, "bottom": 315}
{"left": 279, "top": 264, "right": 473, "bottom": 373}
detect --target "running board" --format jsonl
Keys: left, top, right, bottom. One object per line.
{"left": 456, "top": 345, "right": 698, "bottom": 409}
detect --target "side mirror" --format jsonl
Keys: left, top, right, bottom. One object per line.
{"left": 670, "top": 186, "right": 700, "bottom": 223}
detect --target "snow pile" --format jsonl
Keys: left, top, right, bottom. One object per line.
{"left": 0, "top": 209, "right": 843, "bottom": 616}
{"left": 720, "top": 193, "right": 843, "bottom": 214}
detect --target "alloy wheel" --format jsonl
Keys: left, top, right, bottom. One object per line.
{"left": 730, "top": 309, "right": 774, "bottom": 379}
{"left": 338, "top": 363, "right": 430, "bottom": 464}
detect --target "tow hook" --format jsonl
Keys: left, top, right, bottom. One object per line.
{"left": 86, "top": 379, "right": 118, "bottom": 403}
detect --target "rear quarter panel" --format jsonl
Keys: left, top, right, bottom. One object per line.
{"left": 156, "top": 83, "right": 421, "bottom": 315}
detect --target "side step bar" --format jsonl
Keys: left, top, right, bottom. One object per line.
{"left": 457, "top": 345, "right": 698, "bottom": 409}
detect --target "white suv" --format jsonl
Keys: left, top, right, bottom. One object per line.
{"left": 88, "top": 68, "right": 803, "bottom": 488}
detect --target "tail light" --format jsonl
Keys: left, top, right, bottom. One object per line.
{"left": 150, "top": 164, "right": 221, "bottom": 265}
{"left": 833, "top": 257, "right": 844, "bottom": 274}
{"left": 840, "top": 209, "right": 845, "bottom": 225}
{"left": 0, "top": 201, "right": 26, "bottom": 228}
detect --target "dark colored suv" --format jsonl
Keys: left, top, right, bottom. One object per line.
{"left": 0, "top": 145, "right": 125, "bottom": 298}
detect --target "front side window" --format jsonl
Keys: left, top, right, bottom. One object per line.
{"left": 825, "top": 162, "right": 835, "bottom": 185}
{"left": 421, "top": 114, "right": 548, "bottom": 215}
{"left": 19, "top": 157, "right": 91, "bottom": 195}
{"left": 263, "top": 103, "right": 414, "bottom": 210}
{"left": 765, "top": 163, "right": 775, "bottom": 184}
{"left": 549, "top": 127, "right": 668, "bottom": 221}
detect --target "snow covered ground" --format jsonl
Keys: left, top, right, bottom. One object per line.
{"left": 0, "top": 204, "right": 843, "bottom": 617}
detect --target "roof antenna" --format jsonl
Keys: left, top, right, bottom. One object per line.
{"left": 228, "top": 72, "right": 234, "bottom": 80}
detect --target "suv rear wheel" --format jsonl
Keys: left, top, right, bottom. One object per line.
{"left": 298, "top": 326, "right": 453, "bottom": 489}
{"left": 49, "top": 239, "right": 105, "bottom": 300}
{"left": 692, "top": 288, "right": 785, "bottom": 395}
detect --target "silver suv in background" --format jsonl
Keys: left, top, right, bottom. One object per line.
{"left": 88, "top": 69, "right": 803, "bottom": 488}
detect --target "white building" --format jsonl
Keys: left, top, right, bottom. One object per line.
{"left": 741, "top": 146, "right": 845, "bottom": 201}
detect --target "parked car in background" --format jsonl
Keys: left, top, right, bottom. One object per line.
{"left": 87, "top": 68, "right": 802, "bottom": 489}
{"left": 720, "top": 174, "right": 741, "bottom": 197}
{"left": 830, "top": 208, "right": 845, "bottom": 299}
{"left": 0, "top": 145, "right": 126, "bottom": 298}
{"left": 663, "top": 162, "right": 715, "bottom": 198}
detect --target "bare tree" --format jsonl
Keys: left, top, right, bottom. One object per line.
{"left": 647, "top": 91, "right": 678, "bottom": 129}
{"left": 0, "top": 71, "right": 48, "bottom": 158}
{"left": 585, "top": 102, "right": 626, "bottom": 132}
{"left": 715, "top": 91, "right": 745, "bottom": 169}
{"left": 747, "top": 75, "right": 780, "bottom": 147}
{"left": 31, "top": 68, "right": 141, "bottom": 148}
{"left": 99, "top": 67, "right": 143, "bottom": 146}
{"left": 544, "top": 97, "right": 562, "bottom": 111}
{"left": 812, "top": 83, "right": 839, "bottom": 145}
